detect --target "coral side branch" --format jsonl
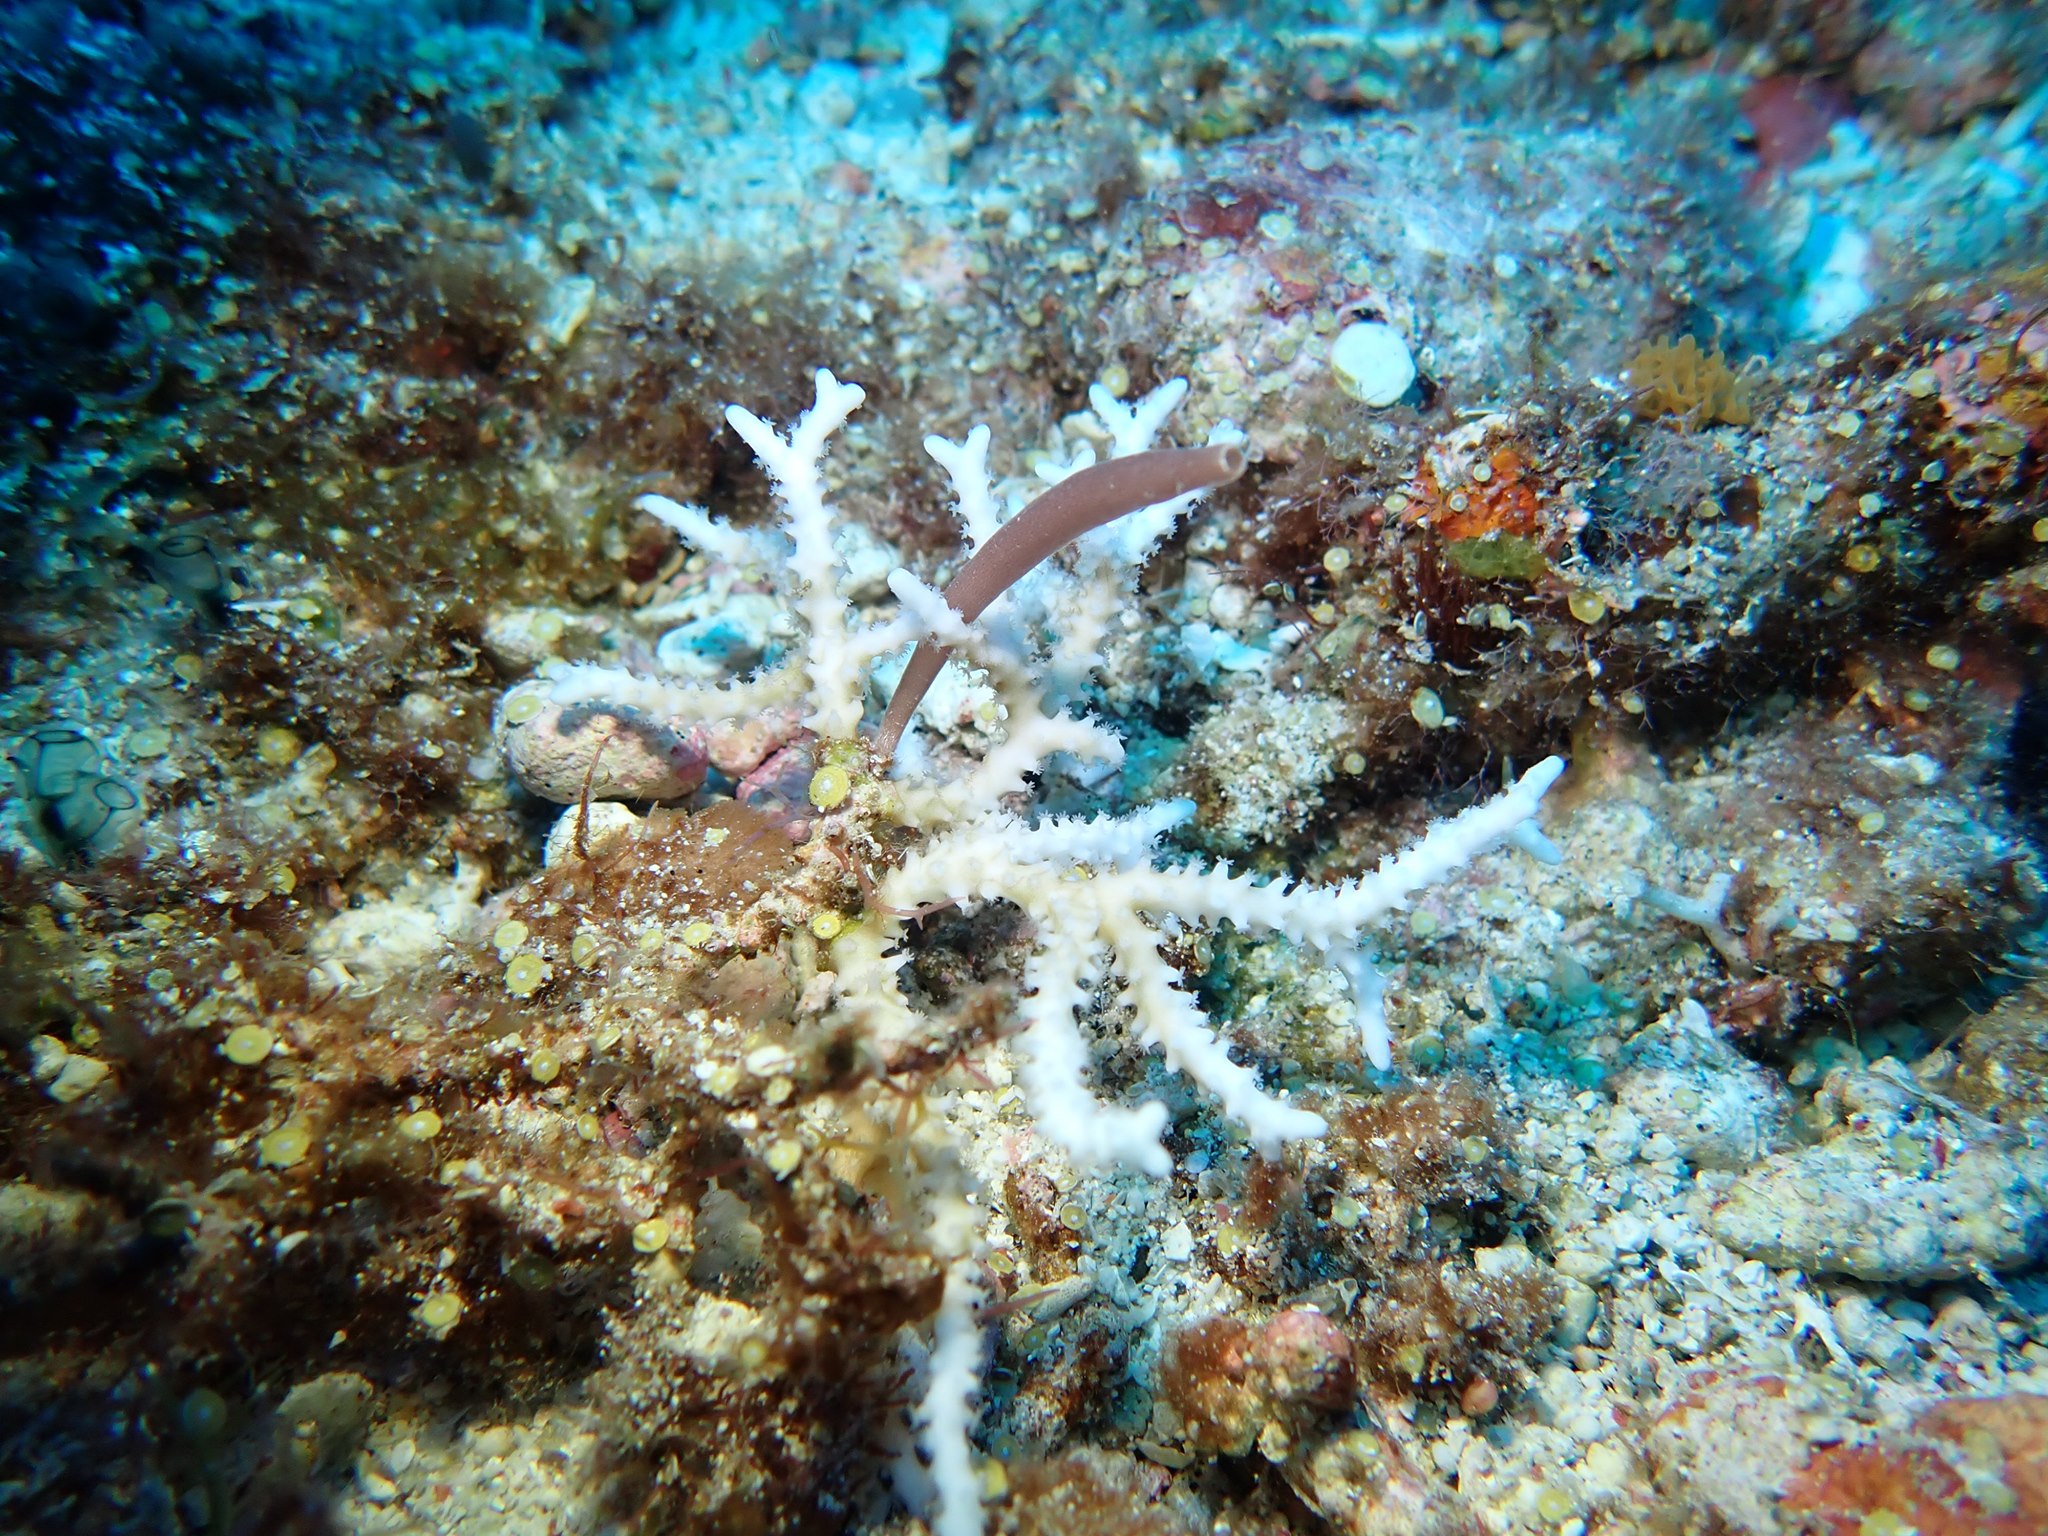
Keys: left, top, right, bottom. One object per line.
{"left": 633, "top": 493, "right": 776, "bottom": 565}
{"left": 922, "top": 425, "right": 1001, "bottom": 555}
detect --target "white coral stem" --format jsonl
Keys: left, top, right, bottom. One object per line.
{"left": 724, "top": 369, "right": 870, "bottom": 737}
{"left": 919, "top": 1258, "right": 988, "bottom": 1536}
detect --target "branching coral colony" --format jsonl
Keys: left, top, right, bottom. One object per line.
{"left": 534, "top": 369, "right": 1564, "bottom": 1532}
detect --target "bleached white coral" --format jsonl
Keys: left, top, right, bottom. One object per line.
{"left": 865, "top": 758, "right": 1562, "bottom": 1175}
{"left": 550, "top": 373, "right": 916, "bottom": 733}
{"left": 540, "top": 368, "right": 1565, "bottom": 1175}
{"left": 916, "top": 1257, "right": 988, "bottom": 1536}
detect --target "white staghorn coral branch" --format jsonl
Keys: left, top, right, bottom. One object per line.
{"left": 1015, "top": 925, "right": 1174, "bottom": 1174}
{"left": 1005, "top": 800, "right": 1194, "bottom": 872}
{"left": 1108, "top": 756, "right": 1567, "bottom": 950}
{"left": 1096, "top": 902, "right": 1328, "bottom": 1156}
{"left": 827, "top": 921, "right": 923, "bottom": 1050}
{"left": 875, "top": 755, "right": 1566, "bottom": 1163}
{"left": 1090, "top": 377, "right": 1188, "bottom": 457}
{"left": 887, "top": 566, "right": 1124, "bottom": 827}
{"left": 1112, "top": 755, "right": 1567, "bottom": 1070}
{"left": 887, "top": 568, "right": 980, "bottom": 649}
{"left": 923, "top": 426, "right": 1003, "bottom": 556}
{"left": 724, "top": 369, "right": 870, "bottom": 737}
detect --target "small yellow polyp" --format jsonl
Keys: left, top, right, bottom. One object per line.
{"left": 807, "top": 764, "right": 852, "bottom": 810}
{"left": 417, "top": 1292, "right": 463, "bottom": 1331}
{"left": 504, "top": 952, "right": 547, "bottom": 997}
{"left": 503, "top": 691, "right": 546, "bottom": 726}
{"left": 398, "top": 1109, "right": 443, "bottom": 1142}
{"left": 810, "top": 910, "right": 845, "bottom": 941}
{"left": 223, "top": 1024, "right": 274, "bottom": 1065}
{"left": 255, "top": 727, "right": 301, "bottom": 766}
{"left": 259, "top": 1123, "right": 312, "bottom": 1168}
{"left": 632, "top": 1217, "right": 671, "bottom": 1253}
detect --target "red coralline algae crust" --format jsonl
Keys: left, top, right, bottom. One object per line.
{"left": 1739, "top": 75, "right": 1852, "bottom": 178}
{"left": 1163, "top": 1307, "right": 1356, "bottom": 1456}
{"left": 1783, "top": 1393, "right": 2048, "bottom": 1536}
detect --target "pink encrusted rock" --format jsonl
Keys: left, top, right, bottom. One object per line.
{"left": 497, "top": 689, "right": 708, "bottom": 803}
{"left": 702, "top": 704, "right": 807, "bottom": 778}
{"left": 1165, "top": 1307, "right": 1356, "bottom": 1459}
{"left": 735, "top": 737, "right": 817, "bottom": 840}
{"left": 1248, "top": 1307, "right": 1357, "bottom": 1413}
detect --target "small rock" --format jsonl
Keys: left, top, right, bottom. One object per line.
{"left": 532, "top": 275, "right": 596, "bottom": 350}
{"left": 544, "top": 801, "right": 641, "bottom": 867}
{"left": 1789, "top": 217, "right": 1874, "bottom": 341}
{"left": 736, "top": 739, "right": 816, "bottom": 836}
{"left": 28, "top": 1036, "right": 109, "bottom": 1103}
{"left": 1287, "top": 1424, "right": 1484, "bottom": 1536}
{"left": 0, "top": 1181, "right": 119, "bottom": 1301}
{"left": 1163, "top": 1309, "right": 1356, "bottom": 1460}
{"left": 1555, "top": 1247, "right": 1615, "bottom": 1286}
{"left": 379, "top": 1437, "right": 417, "bottom": 1479}
{"left": 1949, "top": 979, "right": 2048, "bottom": 1128}
{"left": 1710, "top": 1074, "right": 2048, "bottom": 1281}
{"left": 1615, "top": 1004, "right": 1792, "bottom": 1171}
{"left": 1553, "top": 1277, "right": 1599, "bottom": 1347}
{"left": 48, "top": 1055, "right": 109, "bottom": 1103}
{"left": 1929, "top": 1293, "right": 2001, "bottom": 1360}
{"left": 498, "top": 688, "right": 707, "bottom": 804}
{"left": 481, "top": 607, "right": 575, "bottom": 671}
{"left": 1591, "top": 1106, "right": 1642, "bottom": 1165}
{"left": 798, "top": 60, "right": 862, "bottom": 129}
{"left": 654, "top": 593, "right": 782, "bottom": 679}
{"left": 1831, "top": 1293, "right": 1916, "bottom": 1373}
{"left": 1605, "top": 1212, "right": 1651, "bottom": 1254}
{"left": 854, "top": 2, "right": 950, "bottom": 80}
{"left": 1852, "top": 13, "right": 2023, "bottom": 133}
{"left": 833, "top": 522, "right": 898, "bottom": 603}
{"left": 702, "top": 706, "right": 805, "bottom": 779}
{"left": 1329, "top": 320, "right": 1416, "bottom": 408}
{"left": 1783, "top": 1391, "right": 2048, "bottom": 1531}
{"left": 1648, "top": 1368, "right": 1858, "bottom": 1534}
{"left": 275, "top": 1372, "right": 377, "bottom": 1471}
